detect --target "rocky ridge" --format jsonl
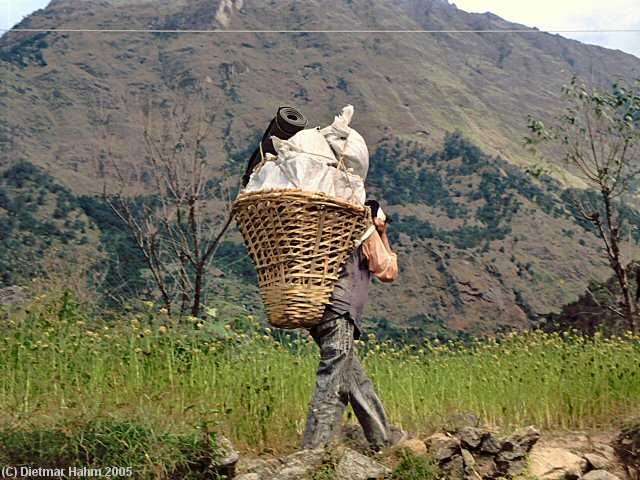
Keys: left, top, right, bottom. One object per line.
{"left": 211, "top": 424, "right": 637, "bottom": 479}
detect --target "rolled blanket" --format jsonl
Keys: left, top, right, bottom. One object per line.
{"left": 242, "top": 106, "right": 308, "bottom": 186}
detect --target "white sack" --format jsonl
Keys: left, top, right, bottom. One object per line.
{"left": 272, "top": 127, "right": 338, "bottom": 166}
{"left": 320, "top": 105, "right": 369, "bottom": 180}
{"left": 334, "top": 170, "right": 366, "bottom": 205}
{"left": 244, "top": 154, "right": 365, "bottom": 205}
{"left": 245, "top": 155, "right": 336, "bottom": 197}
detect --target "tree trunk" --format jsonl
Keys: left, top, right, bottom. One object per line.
{"left": 192, "top": 264, "right": 203, "bottom": 318}
{"left": 603, "top": 191, "right": 636, "bottom": 334}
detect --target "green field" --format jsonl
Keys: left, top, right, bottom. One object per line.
{"left": 1, "top": 292, "right": 639, "bottom": 477}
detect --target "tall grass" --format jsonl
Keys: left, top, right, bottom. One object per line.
{"left": 1, "top": 292, "right": 639, "bottom": 461}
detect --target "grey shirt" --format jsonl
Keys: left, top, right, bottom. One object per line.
{"left": 328, "top": 246, "right": 370, "bottom": 338}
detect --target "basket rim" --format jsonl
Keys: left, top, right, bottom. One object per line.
{"left": 232, "top": 188, "right": 368, "bottom": 214}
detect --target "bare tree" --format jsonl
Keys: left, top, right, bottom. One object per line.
{"left": 527, "top": 76, "right": 640, "bottom": 333}
{"left": 100, "top": 86, "right": 233, "bottom": 318}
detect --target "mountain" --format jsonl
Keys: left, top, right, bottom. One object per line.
{"left": 1, "top": 0, "right": 640, "bottom": 337}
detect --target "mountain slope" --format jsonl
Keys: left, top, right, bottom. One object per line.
{"left": 1, "top": 0, "right": 639, "bottom": 335}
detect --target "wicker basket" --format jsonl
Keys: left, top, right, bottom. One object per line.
{"left": 232, "top": 189, "right": 371, "bottom": 328}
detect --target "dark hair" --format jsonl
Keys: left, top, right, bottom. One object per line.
{"left": 364, "top": 199, "right": 392, "bottom": 223}
{"left": 364, "top": 199, "right": 380, "bottom": 217}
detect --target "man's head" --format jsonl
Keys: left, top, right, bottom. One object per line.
{"left": 365, "top": 199, "right": 392, "bottom": 236}
{"left": 365, "top": 199, "right": 391, "bottom": 224}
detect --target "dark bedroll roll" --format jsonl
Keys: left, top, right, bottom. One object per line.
{"left": 242, "top": 106, "right": 308, "bottom": 186}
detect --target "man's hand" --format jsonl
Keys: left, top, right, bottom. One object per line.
{"left": 373, "top": 217, "right": 386, "bottom": 235}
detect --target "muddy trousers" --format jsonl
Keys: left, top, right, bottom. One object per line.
{"left": 301, "top": 311, "right": 390, "bottom": 450}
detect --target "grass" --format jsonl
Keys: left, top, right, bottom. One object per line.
{"left": 0, "top": 419, "right": 224, "bottom": 479}
{"left": 387, "top": 452, "right": 441, "bottom": 480}
{"left": 1, "top": 292, "right": 639, "bottom": 475}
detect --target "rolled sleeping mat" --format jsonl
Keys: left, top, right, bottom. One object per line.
{"left": 242, "top": 106, "right": 308, "bottom": 186}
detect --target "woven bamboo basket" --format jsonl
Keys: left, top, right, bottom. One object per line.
{"left": 232, "top": 189, "right": 371, "bottom": 328}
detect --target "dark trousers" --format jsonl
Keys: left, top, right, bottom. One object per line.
{"left": 301, "top": 310, "right": 390, "bottom": 450}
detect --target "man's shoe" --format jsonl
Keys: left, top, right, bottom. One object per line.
{"left": 386, "top": 425, "right": 409, "bottom": 448}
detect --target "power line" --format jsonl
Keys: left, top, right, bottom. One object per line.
{"left": 2, "top": 28, "right": 639, "bottom": 34}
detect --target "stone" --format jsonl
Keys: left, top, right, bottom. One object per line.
{"left": 592, "top": 444, "right": 617, "bottom": 463}
{"left": 0, "top": 286, "right": 25, "bottom": 306}
{"left": 236, "top": 458, "right": 268, "bottom": 474}
{"left": 504, "top": 459, "right": 528, "bottom": 478}
{"left": 578, "top": 470, "right": 621, "bottom": 480}
{"left": 457, "top": 427, "right": 487, "bottom": 450}
{"left": 234, "top": 474, "right": 260, "bottom": 480}
{"left": 583, "top": 453, "right": 613, "bottom": 471}
{"left": 212, "top": 435, "right": 239, "bottom": 478}
{"left": 614, "top": 426, "right": 640, "bottom": 479}
{"left": 274, "top": 449, "right": 326, "bottom": 480}
{"left": 529, "top": 446, "right": 587, "bottom": 480}
{"left": 474, "top": 455, "right": 498, "bottom": 478}
{"left": 426, "top": 432, "right": 460, "bottom": 462}
{"left": 503, "top": 425, "right": 540, "bottom": 452}
{"left": 335, "top": 447, "right": 390, "bottom": 480}
{"left": 479, "top": 434, "right": 504, "bottom": 455}
{"left": 496, "top": 445, "right": 527, "bottom": 463}
{"left": 238, "top": 449, "right": 325, "bottom": 480}
{"left": 441, "top": 455, "right": 465, "bottom": 480}
{"left": 461, "top": 448, "right": 475, "bottom": 471}
{"left": 402, "top": 438, "right": 428, "bottom": 456}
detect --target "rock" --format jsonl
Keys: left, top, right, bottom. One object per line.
{"left": 614, "top": 425, "right": 640, "bottom": 479}
{"left": 238, "top": 449, "right": 325, "bottom": 480}
{"left": 426, "top": 433, "right": 460, "bottom": 462}
{"left": 474, "top": 455, "right": 498, "bottom": 478}
{"left": 529, "top": 446, "right": 587, "bottom": 480}
{"left": 479, "top": 434, "right": 504, "bottom": 455}
{"left": 503, "top": 425, "right": 540, "bottom": 452}
{"left": 213, "top": 435, "right": 239, "bottom": 478}
{"left": 0, "top": 286, "right": 25, "bottom": 306}
{"left": 234, "top": 474, "right": 260, "bottom": 480}
{"left": 236, "top": 458, "right": 268, "bottom": 474}
{"left": 441, "top": 455, "right": 465, "bottom": 480}
{"left": 496, "top": 444, "right": 527, "bottom": 464}
{"left": 402, "top": 438, "right": 428, "bottom": 456}
{"left": 461, "top": 448, "right": 477, "bottom": 476}
{"left": 583, "top": 453, "right": 613, "bottom": 471}
{"left": 578, "top": 470, "right": 621, "bottom": 480}
{"left": 274, "top": 449, "right": 326, "bottom": 480}
{"left": 461, "top": 448, "right": 475, "bottom": 467}
{"left": 592, "top": 444, "right": 617, "bottom": 463}
{"left": 504, "top": 459, "right": 528, "bottom": 478}
{"left": 495, "top": 445, "right": 528, "bottom": 477}
{"left": 335, "top": 447, "right": 390, "bottom": 480}
{"left": 457, "top": 427, "right": 487, "bottom": 450}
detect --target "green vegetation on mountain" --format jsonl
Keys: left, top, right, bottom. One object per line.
{"left": 1, "top": 0, "right": 639, "bottom": 335}
{"left": 0, "top": 129, "right": 630, "bottom": 338}
{"left": 0, "top": 162, "right": 95, "bottom": 286}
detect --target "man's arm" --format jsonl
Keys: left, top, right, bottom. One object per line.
{"left": 362, "top": 218, "right": 398, "bottom": 283}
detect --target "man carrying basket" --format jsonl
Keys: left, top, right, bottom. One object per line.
{"left": 301, "top": 200, "right": 405, "bottom": 452}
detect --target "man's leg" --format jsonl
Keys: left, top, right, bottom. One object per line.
{"left": 348, "top": 353, "right": 391, "bottom": 450}
{"left": 301, "top": 311, "right": 354, "bottom": 449}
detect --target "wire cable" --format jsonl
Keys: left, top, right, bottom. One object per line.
{"left": 2, "top": 28, "right": 639, "bottom": 34}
